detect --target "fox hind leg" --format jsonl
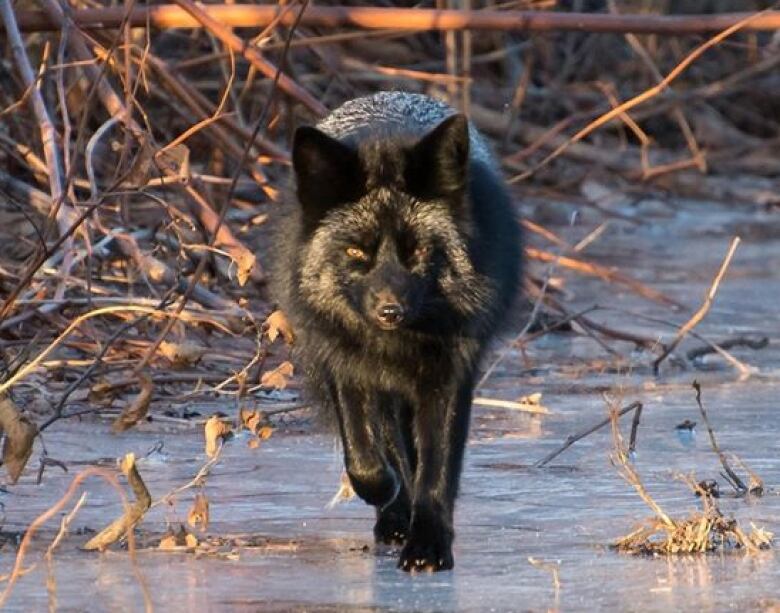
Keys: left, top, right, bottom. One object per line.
{"left": 373, "top": 395, "right": 415, "bottom": 545}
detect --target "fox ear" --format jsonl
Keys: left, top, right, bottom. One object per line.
{"left": 293, "top": 126, "right": 365, "bottom": 222}
{"left": 406, "top": 114, "right": 470, "bottom": 199}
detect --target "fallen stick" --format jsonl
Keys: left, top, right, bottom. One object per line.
{"left": 594, "top": 306, "right": 754, "bottom": 377}
{"left": 10, "top": 6, "right": 780, "bottom": 35}
{"left": 686, "top": 335, "right": 768, "bottom": 361}
{"left": 473, "top": 397, "right": 550, "bottom": 415}
{"left": 84, "top": 453, "right": 152, "bottom": 550}
{"left": 652, "top": 237, "right": 740, "bottom": 374}
{"left": 535, "top": 401, "right": 642, "bottom": 468}
{"left": 525, "top": 247, "right": 684, "bottom": 309}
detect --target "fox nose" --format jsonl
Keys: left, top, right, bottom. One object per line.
{"left": 376, "top": 303, "right": 404, "bottom": 327}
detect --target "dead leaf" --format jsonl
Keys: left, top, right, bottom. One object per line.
{"left": 0, "top": 396, "right": 37, "bottom": 484}
{"left": 139, "top": 253, "right": 169, "bottom": 284}
{"left": 158, "top": 533, "right": 178, "bottom": 551}
{"left": 112, "top": 374, "right": 153, "bottom": 433}
{"left": 187, "top": 492, "right": 209, "bottom": 531}
{"left": 264, "top": 310, "right": 294, "bottom": 345}
{"left": 158, "top": 341, "right": 206, "bottom": 368}
{"left": 240, "top": 408, "right": 264, "bottom": 433}
{"left": 518, "top": 392, "right": 543, "bottom": 405}
{"left": 154, "top": 143, "right": 190, "bottom": 181}
{"left": 234, "top": 248, "right": 256, "bottom": 287}
{"left": 88, "top": 381, "right": 116, "bottom": 405}
{"left": 260, "top": 361, "right": 294, "bottom": 390}
{"left": 326, "top": 471, "right": 356, "bottom": 509}
{"left": 204, "top": 416, "right": 231, "bottom": 458}
{"left": 240, "top": 410, "right": 272, "bottom": 448}
{"left": 158, "top": 525, "right": 198, "bottom": 550}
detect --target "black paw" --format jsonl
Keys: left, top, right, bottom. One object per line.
{"left": 374, "top": 509, "right": 410, "bottom": 546}
{"left": 397, "top": 532, "right": 453, "bottom": 572}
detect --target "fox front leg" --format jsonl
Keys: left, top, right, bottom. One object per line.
{"left": 334, "top": 385, "right": 400, "bottom": 508}
{"left": 399, "top": 379, "right": 473, "bottom": 572}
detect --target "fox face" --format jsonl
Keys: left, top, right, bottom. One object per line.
{"left": 291, "top": 115, "right": 493, "bottom": 334}
{"left": 310, "top": 193, "right": 445, "bottom": 331}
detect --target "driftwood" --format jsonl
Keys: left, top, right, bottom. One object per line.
{"left": 9, "top": 6, "right": 780, "bottom": 35}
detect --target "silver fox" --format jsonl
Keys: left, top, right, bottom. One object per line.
{"left": 272, "top": 92, "right": 522, "bottom": 571}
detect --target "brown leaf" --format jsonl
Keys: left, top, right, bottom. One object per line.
{"left": 204, "top": 416, "right": 231, "bottom": 458}
{"left": 158, "top": 533, "right": 179, "bottom": 551}
{"left": 112, "top": 374, "right": 153, "bottom": 433}
{"left": 158, "top": 525, "right": 197, "bottom": 550}
{"left": 239, "top": 408, "right": 263, "bottom": 433}
{"left": 260, "top": 361, "right": 294, "bottom": 390}
{"left": 240, "top": 410, "right": 272, "bottom": 447}
{"left": 88, "top": 381, "right": 116, "bottom": 405}
{"left": 326, "top": 471, "right": 356, "bottom": 509}
{"left": 517, "top": 392, "right": 543, "bottom": 405}
{"left": 235, "top": 247, "right": 256, "bottom": 287}
{"left": 264, "top": 310, "right": 295, "bottom": 345}
{"left": 154, "top": 143, "right": 190, "bottom": 181}
{"left": 0, "top": 396, "right": 37, "bottom": 484}
{"left": 158, "top": 341, "right": 206, "bottom": 368}
{"left": 187, "top": 492, "right": 209, "bottom": 531}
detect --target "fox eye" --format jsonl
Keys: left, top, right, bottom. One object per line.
{"left": 346, "top": 247, "right": 369, "bottom": 261}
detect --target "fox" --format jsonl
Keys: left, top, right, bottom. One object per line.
{"left": 272, "top": 91, "right": 521, "bottom": 572}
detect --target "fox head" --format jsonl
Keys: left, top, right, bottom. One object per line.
{"left": 291, "top": 115, "right": 492, "bottom": 334}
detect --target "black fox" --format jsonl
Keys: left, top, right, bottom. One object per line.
{"left": 272, "top": 92, "right": 521, "bottom": 571}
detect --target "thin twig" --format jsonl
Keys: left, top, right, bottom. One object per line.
{"left": 692, "top": 380, "right": 748, "bottom": 494}
{"left": 535, "top": 401, "right": 642, "bottom": 468}
{"left": 653, "top": 237, "right": 740, "bottom": 374}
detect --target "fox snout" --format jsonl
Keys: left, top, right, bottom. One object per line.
{"left": 376, "top": 302, "right": 405, "bottom": 328}
{"left": 372, "top": 290, "right": 405, "bottom": 329}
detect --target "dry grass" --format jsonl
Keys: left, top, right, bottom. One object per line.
{"left": 608, "top": 399, "right": 773, "bottom": 556}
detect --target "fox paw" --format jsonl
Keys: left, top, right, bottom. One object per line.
{"left": 397, "top": 536, "right": 453, "bottom": 572}
{"left": 374, "top": 511, "right": 409, "bottom": 546}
